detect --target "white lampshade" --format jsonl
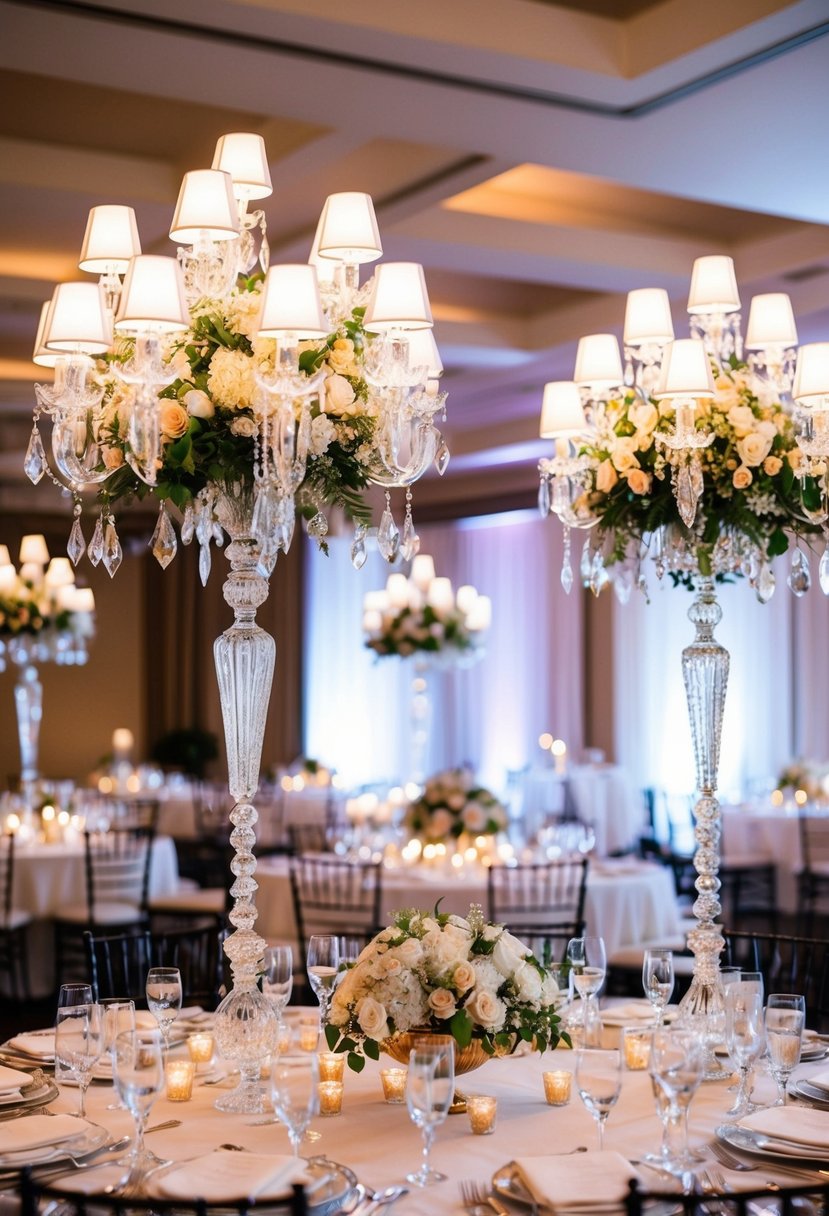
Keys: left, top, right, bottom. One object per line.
{"left": 19, "top": 562, "right": 42, "bottom": 586}
{"left": 466, "top": 595, "right": 491, "bottom": 632}
{"left": 386, "top": 572, "right": 410, "bottom": 610}
{"left": 44, "top": 282, "right": 112, "bottom": 354}
{"left": 405, "top": 329, "right": 443, "bottom": 377}
{"left": 623, "top": 288, "right": 674, "bottom": 346}
{"left": 363, "top": 263, "right": 433, "bottom": 332}
{"left": 70, "top": 587, "right": 95, "bottom": 613}
{"left": 114, "top": 255, "right": 189, "bottom": 334}
{"left": 212, "top": 133, "right": 272, "bottom": 201}
{"left": 32, "top": 300, "right": 59, "bottom": 368}
{"left": 687, "top": 255, "right": 740, "bottom": 314}
{"left": 19, "top": 534, "right": 49, "bottom": 565}
{"left": 745, "top": 293, "right": 798, "bottom": 349}
{"left": 654, "top": 338, "right": 715, "bottom": 398}
{"left": 169, "top": 169, "right": 240, "bottom": 243}
{"left": 426, "top": 576, "right": 454, "bottom": 613}
{"left": 540, "top": 381, "right": 586, "bottom": 438}
{"left": 456, "top": 584, "right": 478, "bottom": 616}
{"left": 0, "top": 545, "right": 9, "bottom": 566}
{"left": 45, "top": 557, "right": 75, "bottom": 588}
{"left": 0, "top": 563, "right": 16, "bottom": 594}
{"left": 793, "top": 343, "right": 829, "bottom": 406}
{"left": 573, "top": 334, "right": 624, "bottom": 389}
{"left": 410, "top": 553, "right": 435, "bottom": 592}
{"left": 257, "top": 265, "right": 327, "bottom": 339}
{"left": 315, "top": 192, "right": 382, "bottom": 264}
{"left": 363, "top": 590, "right": 388, "bottom": 613}
{"left": 78, "top": 205, "right": 141, "bottom": 273}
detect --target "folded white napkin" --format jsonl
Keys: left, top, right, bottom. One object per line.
{"left": 1, "top": 1114, "right": 93, "bottom": 1153}
{"left": 805, "top": 1066, "right": 829, "bottom": 1094}
{"left": 5, "top": 1031, "right": 54, "bottom": 1060}
{"left": 515, "top": 1151, "right": 640, "bottom": 1208}
{"left": 0, "top": 1063, "right": 31, "bottom": 1094}
{"left": 739, "top": 1107, "right": 829, "bottom": 1150}
{"left": 154, "top": 1151, "right": 307, "bottom": 1202}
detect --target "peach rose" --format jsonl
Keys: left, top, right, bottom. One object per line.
{"left": 732, "top": 466, "right": 753, "bottom": 489}
{"left": 626, "top": 468, "right": 652, "bottom": 495}
{"left": 427, "top": 988, "right": 457, "bottom": 1019}
{"left": 596, "top": 461, "right": 618, "bottom": 493}
{"left": 159, "top": 401, "right": 189, "bottom": 440}
{"left": 465, "top": 989, "right": 506, "bottom": 1030}
{"left": 102, "top": 446, "right": 124, "bottom": 470}
{"left": 763, "top": 455, "right": 783, "bottom": 476}
{"left": 452, "top": 962, "right": 476, "bottom": 993}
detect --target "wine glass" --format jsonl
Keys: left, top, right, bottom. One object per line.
{"left": 111, "top": 1028, "right": 165, "bottom": 1189}
{"left": 306, "top": 936, "right": 339, "bottom": 1026}
{"left": 145, "top": 966, "right": 182, "bottom": 1054}
{"left": 642, "top": 949, "right": 674, "bottom": 1025}
{"left": 100, "top": 997, "right": 136, "bottom": 1110}
{"left": 337, "top": 936, "right": 363, "bottom": 971}
{"left": 262, "top": 946, "right": 293, "bottom": 1021}
{"left": 649, "top": 1027, "right": 705, "bottom": 1171}
{"left": 724, "top": 981, "right": 766, "bottom": 1117}
{"left": 55, "top": 1003, "right": 103, "bottom": 1119}
{"left": 57, "top": 983, "right": 94, "bottom": 1008}
{"left": 405, "top": 1043, "right": 455, "bottom": 1187}
{"left": 575, "top": 1048, "right": 621, "bottom": 1150}
{"left": 270, "top": 1052, "right": 320, "bottom": 1158}
{"left": 567, "top": 936, "right": 606, "bottom": 1045}
{"left": 765, "top": 993, "right": 805, "bottom": 1106}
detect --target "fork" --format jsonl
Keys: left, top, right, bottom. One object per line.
{"left": 460, "top": 1178, "right": 512, "bottom": 1216}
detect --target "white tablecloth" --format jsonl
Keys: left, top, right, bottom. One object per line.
{"left": 255, "top": 857, "right": 681, "bottom": 959}
{"left": 516, "top": 765, "right": 645, "bottom": 857}
{"left": 721, "top": 804, "right": 811, "bottom": 912}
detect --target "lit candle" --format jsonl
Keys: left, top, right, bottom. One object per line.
{"left": 466, "top": 595, "right": 491, "bottom": 632}
{"left": 299, "top": 1017, "right": 319, "bottom": 1052}
{"left": 165, "top": 1059, "right": 195, "bottom": 1101}
{"left": 112, "top": 728, "right": 134, "bottom": 757}
{"left": 5, "top": 813, "right": 20, "bottom": 835}
{"left": 380, "top": 1068, "right": 407, "bottom": 1103}
{"left": 543, "top": 1070, "right": 572, "bottom": 1106}
{"left": 622, "top": 1027, "right": 652, "bottom": 1071}
{"left": 551, "top": 738, "right": 567, "bottom": 775}
{"left": 187, "top": 1032, "right": 215, "bottom": 1067}
{"left": 317, "top": 1080, "right": 343, "bottom": 1115}
{"left": 386, "top": 572, "right": 410, "bottom": 610}
{"left": 426, "top": 577, "right": 454, "bottom": 615}
{"left": 466, "top": 1094, "right": 497, "bottom": 1135}
{"left": 318, "top": 1052, "right": 345, "bottom": 1082}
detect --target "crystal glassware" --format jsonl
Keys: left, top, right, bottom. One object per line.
{"left": 405, "top": 1042, "right": 455, "bottom": 1187}
{"left": 145, "top": 966, "right": 182, "bottom": 1053}
{"left": 54, "top": 1002, "right": 103, "bottom": 1119}
{"left": 643, "top": 948, "right": 675, "bottom": 1025}
{"left": 575, "top": 1047, "right": 621, "bottom": 1150}
{"left": 567, "top": 935, "right": 606, "bottom": 1045}
{"left": 111, "top": 1028, "right": 165, "bottom": 1190}
{"left": 100, "top": 997, "right": 136, "bottom": 1110}
{"left": 724, "top": 981, "right": 766, "bottom": 1117}
{"left": 765, "top": 993, "right": 805, "bottom": 1106}
{"left": 307, "top": 935, "right": 340, "bottom": 1026}
{"left": 649, "top": 1027, "right": 704, "bottom": 1172}
{"left": 262, "top": 945, "right": 293, "bottom": 1021}
{"left": 270, "top": 1052, "right": 320, "bottom": 1157}
{"left": 57, "top": 983, "right": 93, "bottom": 1008}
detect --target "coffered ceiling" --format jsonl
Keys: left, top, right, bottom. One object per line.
{"left": 0, "top": 0, "right": 827, "bottom": 520}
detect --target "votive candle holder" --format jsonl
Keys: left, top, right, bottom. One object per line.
{"left": 165, "top": 1058, "right": 195, "bottom": 1102}
{"left": 318, "top": 1052, "right": 345, "bottom": 1082}
{"left": 299, "top": 1017, "right": 320, "bottom": 1052}
{"left": 380, "top": 1067, "right": 407, "bottom": 1103}
{"left": 466, "top": 1094, "right": 497, "bottom": 1135}
{"left": 543, "top": 1070, "right": 572, "bottom": 1106}
{"left": 318, "top": 1080, "right": 343, "bottom": 1115}
{"left": 187, "top": 1032, "right": 215, "bottom": 1068}
{"left": 622, "top": 1026, "right": 652, "bottom": 1071}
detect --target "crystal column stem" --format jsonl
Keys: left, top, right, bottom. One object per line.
{"left": 677, "top": 578, "right": 730, "bottom": 1079}
{"left": 410, "top": 658, "right": 431, "bottom": 789}
{"left": 14, "top": 660, "right": 42, "bottom": 794}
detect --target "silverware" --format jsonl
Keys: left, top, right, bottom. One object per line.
{"left": 145, "top": 1118, "right": 182, "bottom": 1134}
{"left": 710, "top": 1138, "right": 829, "bottom": 1184}
{"left": 461, "top": 1178, "right": 510, "bottom": 1216}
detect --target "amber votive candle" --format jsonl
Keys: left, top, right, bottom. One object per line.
{"left": 299, "top": 1017, "right": 320, "bottom": 1052}
{"left": 380, "top": 1067, "right": 407, "bottom": 1103}
{"left": 318, "top": 1051, "right": 345, "bottom": 1082}
{"left": 165, "top": 1059, "right": 195, "bottom": 1101}
{"left": 622, "top": 1026, "right": 652, "bottom": 1071}
{"left": 543, "top": 1070, "right": 571, "bottom": 1106}
{"left": 187, "top": 1032, "right": 215, "bottom": 1067}
{"left": 466, "top": 1094, "right": 497, "bottom": 1135}
{"left": 318, "top": 1080, "right": 343, "bottom": 1115}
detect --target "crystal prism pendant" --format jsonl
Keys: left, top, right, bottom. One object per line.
{"left": 199, "top": 541, "right": 212, "bottom": 587}
{"left": 676, "top": 461, "right": 700, "bottom": 528}
{"left": 88, "top": 515, "right": 105, "bottom": 566}
{"left": 150, "top": 505, "right": 178, "bottom": 569}
{"left": 614, "top": 569, "right": 633, "bottom": 605}
{"left": 180, "top": 502, "right": 195, "bottom": 545}
{"left": 67, "top": 517, "right": 86, "bottom": 567}
{"left": 590, "top": 552, "right": 608, "bottom": 596}
{"left": 580, "top": 541, "right": 592, "bottom": 587}
{"left": 24, "top": 426, "right": 48, "bottom": 485}
{"left": 377, "top": 505, "right": 400, "bottom": 562}
{"left": 787, "top": 548, "right": 811, "bottom": 596}
{"left": 401, "top": 514, "right": 420, "bottom": 561}
{"left": 350, "top": 525, "right": 367, "bottom": 570}
{"left": 306, "top": 512, "right": 329, "bottom": 541}
{"left": 560, "top": 558, "right": 573, "bottom": 594}
{"left": 538, "top": 477, "right": 551, "bottom": 519}
{"left": 755, "top": 562, "right": 776, "bottom": 603}
{"left": 103, "top": 521, "right": 122, "bottom": 577}
{"left": 820, "top": 546, "right": 829, "bottom": 595}
{"left": 434, "top": 440, "right": 450, "bottom": 476}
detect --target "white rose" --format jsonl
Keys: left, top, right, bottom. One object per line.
{"left": 357, "top": 996, "right": 389, "bottom": 1040}
{"left": 727, "top": 404, "right": 756, "bottom": 438}
{"left": 628, "top": 402, "right": 657, "bottom": 433}
{"left": 465, "top": 989, "right": 506, "bottom": 1030}
{"left": 230, "top": 415, "right": 258, "bottom": 437}
{"left": 394, "top": 937, "right": 424, "bottom": 968}
{"left": 492, "top": 930, "right": 528, "bottom": 978}
{"left": 611, "top": 438, "right": 639, "bottom": 474}
{"left": 325, "top": 373, "right": 357, "bottom": 415}
{"left": 427, "top": 988, "right": 457, "bottom": 1019}
{"left": 427, "top": 808, "right": 454, "bottom": 839}
{"left": 184, "top": 388, "right": 215, "bottom": 419}
{"left": 736, "top": 431, "right": 773, "bottom": 467}
{"left": 462, "top": 803, "right": 487, "bottom": 832}
{"left": 513, "top": 961, "right": 542, "bottom": 1003}
{"left": 375, "top": 954, "right": 403, "bottom": 978}
{"left": 310, "top": 413, "right": 336, "bottom": 456}
{"left": 422, "top": 923, "right": 469, "bottom": 970}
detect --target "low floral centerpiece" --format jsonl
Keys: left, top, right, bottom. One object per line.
{"left": 777, "top": 759, "right": 829, "bottom": 805}
{"left": 405, "top": 767, "right": 507, "bottom": 845}
{"left": 325, "top": 905, "right": 568, "bottom": 1073}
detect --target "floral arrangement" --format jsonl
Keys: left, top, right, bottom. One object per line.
{"left": 405, "top": 768, "right": 508, "bottom": 843}
{"left": 325, "top": 904, "right": 567, "bottom": 1071}
{"left": 96, "top": 277, "right": 376, "bottom": 527}
{"left": 0, "top": 584, "right": 70, "bottom": 638}
{"left": 364, "top": 600, "right": 481, "bottom": 659}
{"left": 777, "top": 759, "right": 829, "bottom": 803}
{"left": 572, "top": 359, "right": 822, "bottom": 580}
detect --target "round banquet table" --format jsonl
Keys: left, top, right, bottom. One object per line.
{"left": 28, "top": 1008, "right": 829, "bottom": 1214}
{"left": 516, "top": 765, "right": 645, "bottom": 857}
{"left": 254, "top": 857, "right": 682, "bottom": 959}
{"left": 720, "top": 803, "right": 818, "bottom": 913}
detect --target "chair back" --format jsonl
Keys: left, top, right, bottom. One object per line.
{"left": 290, "top": 855, "right": 382, "bottom": 956}
{"left": 84, "top": 922, "right": 226, "bottom": 1009}
{"left": 799, "top": 810, "right": 829, "bottom": 870}
{"left": 84, "top": 825, "right": 154, "bottom": 923}
{"left": 487, "top": 858, "right": 588, "bottom": 939}
{"left": 0, "top": 832, "right": 14, "bottom": 927}
{"left": 723, "top": 928, "right": 829, "bottom": 1032}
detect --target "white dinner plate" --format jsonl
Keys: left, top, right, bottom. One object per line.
{"left": 793, "top": 1079, "right": 829, "bottom": 1107}
{"left": 0, "top": 1121, "right": 109, "bottom": 1168}
{"left": 716, "top": 1122, "right": 829, "bottom": 1164}
{"left": 0, "top": 1072, "right": 59, "bottom": 1117}
{"left": 145, "top": 1154, "right": 356, "bottom": 1213}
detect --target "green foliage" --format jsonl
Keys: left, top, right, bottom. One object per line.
{"left": 151, "top": 727, "right": 219, "bottom": 779}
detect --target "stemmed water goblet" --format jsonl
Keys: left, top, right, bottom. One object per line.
{"left": 567, "top": 936, "right": 606, "bottom": 1045}
{"left": 306, "top": 936, "right": 339, "bottom": 1027}
{"left": 642, "top": 949, "right": 674, "bottom": 1026}
{"left": 765, "top": 993, "right": 805, "bottom": 1106}
{"left": 270, "top": 1052, "right": 320, "bottom": 1158}
{"left": 724, "top": 980, "right": 766, "bottom": 1117}
{"left": 100, "top": 997, "right": 136, "bottom": 1110}
{"left": 405, "top": 1042, "right": 455, "bottom": 1186}
{"left": 263, "top": 946, "right": 293, "bottom": 1023}
{"left": 145, "top": 966, "right": 182, "bottom": 1055}
{"left": 54, "top": 1002, "right": 103, "bottom": 1119}
{"left": 111, "top": 1028, "right": 165, "bottom": 1190}
{"left": 575, "top": 1048, "right": 621, "bottom": 1150}
{"left": 649, "top": 1027, "right": 705, "bottom": 1172}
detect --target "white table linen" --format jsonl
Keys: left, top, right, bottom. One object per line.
{"left": 516, "top": 765, "right": 645, "bottom": 857}
{"left": 721, "top": 804, "right": 808, "bottom": 911}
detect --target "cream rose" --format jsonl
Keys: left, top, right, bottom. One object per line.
{"left": 230, "top": 415, "right": 258, "bottom": 438}
{"left": 596, "top": 461, "right": 618, "bottom": 493}
{"left": 184, "top": 388, "right": 215, "bottom": 419}
{"left": 626, "top": 468, "right": 652, "bottom": 495}
{"left": 726, "top": 403, "right": 756, "bottom": 437}
{"left": 375, "top": 954, "right": 403, "bottom": 978}
{"left": 159, "top": 401, "right": 189, "bottom": 440}
{"left": 465, "top": 989, "right": 506, "bottom": 1030}
{"left": 736, "top": 431, "right": 773, "bottom": 468}
{"left": 461, "top": 803, "right": 487, "bottom": 832}
{"left": 102, "top": 446, "right": 124, "bottom": 470}
{"left": 427, "top": 808, "right": 454, "bottom": 839}
{"left": 788, "top": 448, "right": 803, "bottom": 471}
{"left": 610, "top": 437, "right": 639, "bottom": 474}
{"left": 327, "top": 338, "right": 358, "bottom": 376}
{"left": 732, "top": 465, "right": 753, "bottom": 489}
{"left": 763, "top": 455, "right": 783, "bottom": 476}
{"left": 325, "top": 373, "right": 357, "bottom": 415}
{"left": 427, "top": 988, "right": 457, "bottom": 1019}
{"left": 628, "top": 402, "right": 658, "bottom": 434}
{"left": 357, "top": 996, "right": 389, "bottom": 1040}
{"left": 207, "top": 347, "right": 256, "bottom": 409}
{"left": 393, "top": 938, "right": 424, "bottom": 970}
{"left": 452, "top": 961, "right": 476, "bottom": 993}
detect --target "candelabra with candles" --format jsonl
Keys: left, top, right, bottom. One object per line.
{"left": 0, "top": 534, "right": 95, "bottom": 800}
{"left": 537, "top": 255, "right": 829, "bottom": 1075}
{"left": 362, "top": 554, "right": 491, "bottom": 787}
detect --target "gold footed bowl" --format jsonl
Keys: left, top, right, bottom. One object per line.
{"left": 383, "top": 1029, "right": 504, "bottom": 1110}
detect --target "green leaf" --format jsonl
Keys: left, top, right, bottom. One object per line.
{"left": 347, "top": 1052, "right": 365, "bottom": 1073}
{"left": 325, "top": 1024, "right": 340, "bottom": 1050}
{"left": 340, "top": 1037, "right": 357, "bottom": 1053}
{"left": 449, "top": 1009, "right": 473, "bottom": 1048}
{"left": 364, "top": 1038, "right": 380, "bottom": 1061}
{"left": 767, "top": 528, "right": 789, "bottom": 558}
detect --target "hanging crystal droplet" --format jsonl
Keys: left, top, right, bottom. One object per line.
{"left": 102, "top": 520, "right": 122, "bottom": 577}
{"left": 306, "top": 512, "right": 329, "bottom": 540}
{"left": 199, "top": 541, "right": 212, "bottom": 587}
{"left": 676, "top": 461, "right": 699, "bottom": 528}
{"left": 259, "top": 230, "right": 270, "bottom": 276}
{"left": 24, "top": 426, "right": 48, "bottom": 485}
{"left": 88, "top": 515, "right": 105, "bottom": 566}
{"left": 150, "top": 505, "right": 178, "bottom": 569}
{"left": 788, "top": 547, "right": 811, "bottom": 597}
{"left": 257, "top": 541, "right": 278, "bottom": 577}
{"left": 614, "top": 570, "right": 633, "bottom": 605}
{"left": 580, "top": 540, "right": 592, "bottom": 587}
{"left": 590, "top": 552, "right": 608, "bottom": 597}
{"left": 755, "top": 562, "right": 776, "bottom": 603}
{"left": 401, "top": 515, "right": 420, "bottom": 561}
{"left": 820, "top": 546, "right": 829, "bottom": 595}
{"left": 67, "top": 517, "right": 86, "bottom": 567}
{"left": 377, "top": 505, "right": 400, "bottom": 563}
{"left": 350, "top": 529, "right": 367, "bottom": 570}
{"left": 538, "top": 477, "right": 551, "bottom": 519}
{"left": 180, "top": 502, "right": 195, "bottom": 545}
{"left": 434, "top": 440, "right": 450, "bottom": 476}
{"left": 560, "top": 558, "right": 573, "bottom": 594}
